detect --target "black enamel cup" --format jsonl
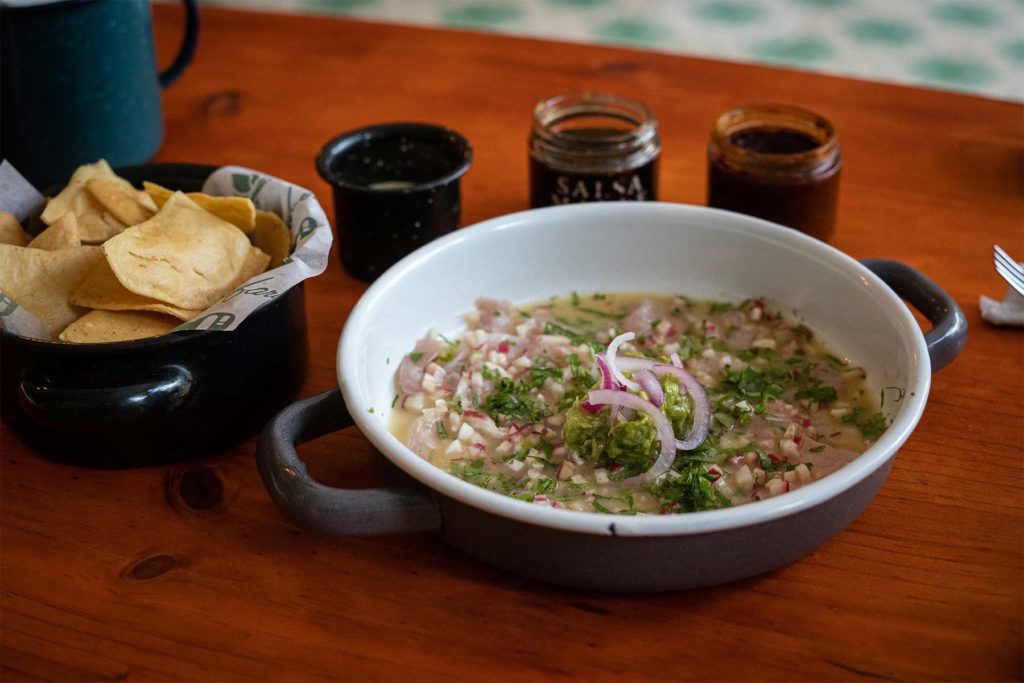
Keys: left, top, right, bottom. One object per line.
{"left": 0, "top": 164, "right": 308, "bottom": 468}
{"left": 316, "top": 123, "right": 472, "bottom": 282}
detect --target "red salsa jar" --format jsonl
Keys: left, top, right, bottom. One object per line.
{"left": 707, "top": 105, "right": 841, "bottom": 241}
{"left": 529, "top": 92, "right": 660, "bottom": 208}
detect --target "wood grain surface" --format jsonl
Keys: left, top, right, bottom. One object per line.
{"left": 2, "top": 5, "right": 1022, "bottom": 681}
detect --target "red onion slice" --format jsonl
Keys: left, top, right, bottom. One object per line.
{"left": 596, "top": 355, "right": 615, "bottom": 390}
{"left": 616, "top": 356, "right": 711, "bottom": 451}
{"left": 635, "top": 368, "right": 664, "bottom": 406}
{"left": 581, "top": 354, "right": 623, "bottom": 413}
{"left": 586, "top": 389, "right": 677, "bottom": 486}
{"left": 605, "top": 332, "right": 640, "bottom": 391}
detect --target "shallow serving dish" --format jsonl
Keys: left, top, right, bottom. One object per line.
{"left": 257, "top": 202, "right": 965, "bottom": 591}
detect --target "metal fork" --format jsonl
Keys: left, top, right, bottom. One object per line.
{"left": 994, "top": 244, "right": 1024, "bottom": 296}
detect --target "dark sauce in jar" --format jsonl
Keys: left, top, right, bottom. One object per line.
{"left": 529, "top": 93, "right": 660, "bottom": 208}
{"left": 731, "top": 129, "right": 819, "bottom": 154}
{"left": 707, "top": 106, "right": 841, "bottom": 241}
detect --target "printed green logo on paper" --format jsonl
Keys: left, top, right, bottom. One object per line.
{"left": 287, "top": 190, "right": 312, "bottom": 226}
{"left": 231, "top": 173, "right": 270, "bottom": 207}
{"left": 223, "top": 276, "right": 279, "bottom": 303}
{"left": 232, "top": 173, "right": 255, "bottom": 194}
{"left": 0, "top": 293, "right": 18, "bottom": 317}
{"left": 180, "top": 312, "right": 236, "bottom": 331}
{"left": 298, "top": 216, "right": 319, "bottom": 240}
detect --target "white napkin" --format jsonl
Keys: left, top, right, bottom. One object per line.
{"left": 980, "top": 283, "right": 1024, "bottom": 326}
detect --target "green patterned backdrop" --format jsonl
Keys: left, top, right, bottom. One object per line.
{"left": 206, "top": 0, "right": 1023, "bottom": 101}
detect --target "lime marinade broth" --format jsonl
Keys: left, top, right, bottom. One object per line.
{"left": 390, "top": 293, "right": 886, "bottom": 515}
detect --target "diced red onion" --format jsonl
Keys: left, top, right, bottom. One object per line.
{"left": 635, "top": 369, "right": 664, "bottom": 406}
{"left": 605, "top": 332, "right": 640, "bottom": 391}
{"left": 670, "top": 352, "right": 683, "bottom": 368}
{"left": 586, "top": 388, "right": 677, "bottom": 486}
{"left": 616, "top": 357, "right": 710, "bottom": 451}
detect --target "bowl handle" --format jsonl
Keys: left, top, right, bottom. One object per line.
{"left": 861, "top": 259, "right": 968, "bottom": 372}
{"left": 256, "top": 389, "right": 442, "bottom": 536}
{"left": 19, "top": 365, "right": 194, "bottom": 431}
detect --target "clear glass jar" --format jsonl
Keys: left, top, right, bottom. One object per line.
{"left": 707, "top": 104, "right": 841, "bottom": 241}
{"left": 529, "top": 92, "right": 660, "bottom": 208}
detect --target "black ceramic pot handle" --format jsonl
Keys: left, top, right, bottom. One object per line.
{"left": 19, "top": 365, "right": 194, "bottom": 432}
{"left": 256, "top": 389, "right": 442, "bottom": 536}
{"left": 861, "top": 259, "right": 968, "bottom": 372}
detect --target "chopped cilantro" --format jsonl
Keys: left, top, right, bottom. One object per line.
{"left": 843, "top": 410, "right": 888, "bottom": 440}
{"left": 533, "top": 478, "right": 557, "bottom": 495}
{"left": 675, "top": 336, "right": 701, "bottom": 360}
{"left": 575, "top": 305, "right": 625, "bottom": 321}
{"left": 718, "top": 366, "right": 786, "bottom": 407}
{"left": 437, "top": 341, "right": 460, "bottom": 363}
{"left": 544, "top": 321, "right": 603, "bottom": 352}
{"left": 796, "top": 384, "right": 838, "bottom": 403}
{"left": 793, "top": 324, "right": 814, "bottom": 341}
{"left": 528, "top": 356, "right": 563, "bottom": 388}
{"left": 481, "top": 371, "right": 550, "bottom": 425}
{"left": 651, "top": 462, "right": 731, "bottom": 512}
{"left": 714, "top": 411, "right": 735, "bottom": 428}
{"left": 709, "top": 301, "right": 737, "bottom": 315}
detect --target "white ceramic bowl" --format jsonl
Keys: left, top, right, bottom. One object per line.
{"left": 258, "top": 202, "right": 965, "bottom": 591}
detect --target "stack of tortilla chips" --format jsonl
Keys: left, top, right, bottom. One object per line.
{"left": 0, "top": 160, "right": 291, "bottom": 343}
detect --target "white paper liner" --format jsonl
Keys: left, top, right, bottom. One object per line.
{"left": 0, "top": 163, "right": 333, "bottom": 340}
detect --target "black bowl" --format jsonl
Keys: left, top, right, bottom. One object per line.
{"left": 0, "top": 163, "right": 308, "bottom": 468}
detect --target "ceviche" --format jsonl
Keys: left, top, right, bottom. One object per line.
{"left": 390, "top": 293, "right": 890, "bottom": 515}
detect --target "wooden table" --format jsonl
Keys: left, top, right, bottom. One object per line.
{"left": 2, "top": 5, "right": 1021, "bottom": 681}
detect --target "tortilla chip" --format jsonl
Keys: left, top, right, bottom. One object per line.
{"left": 27, "top": 213, "right": 81, "bottom": 250}
{"left": 0, "top": 211, "right": 29, "bottom": 246}
{"left": 0, "top": 244, "right": 103, "bottom": 339}
{"left": 86, "top": 178, "right": 155, "bottom": 227}
{"left": 251, "top": 210, "right": 291, "bottom": 267}
{"left": 102, "top": 192, "right": 269, "bottom": 310}
{"left": 58, "top": 309, "right": 178, "bottom": 344}
{"left": 39, "top": 160, "right": 126, "bottom": 243}
{"left": 70, "top": 257, "right": 203, "bottom": 321}
{"left": 240, "top": 244, "right": 271, "bottom": 281}
{"left": 144, "top": 181, "right": 256, "bottom": 233}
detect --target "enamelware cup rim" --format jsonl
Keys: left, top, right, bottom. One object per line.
{"left": 338, "top": 202, "right": 930, "bottom": 537}
{"left": 315, "top": 121, "right": 473, "bottom": 194}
